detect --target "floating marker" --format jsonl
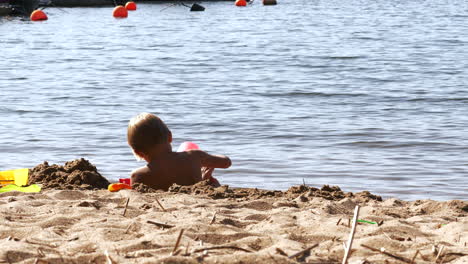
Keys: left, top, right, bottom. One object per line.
{"left": 263, "top": 0, "right": 277, "bottom": 5}
{"left": 125, "top": 1, "right": 137, "bottom": 10}
{"left": 113, "top": 5, "right": 128, "bottom": 18}
{"left": 190, "top": 3, "right": 205, "bottom": 11}
{"left": 30, "top": 10, "right": 48, "bottom": 21}
{"left": 235, "top": 0, "right": 247, "bottom": 6}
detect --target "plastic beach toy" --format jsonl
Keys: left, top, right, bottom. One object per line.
{"left": 0, "top": 168, "right": 29, "bottom": 186}
{"left": 0, "top": 184, "right": 41, "bottom": 193}
{"left": 119, "top": 178, "right": 131, "bottom": 185}
{"left": 357, "top": 219, "right": 378, "bottom": 225}
{"left": 108, "top": 183, "right": 132, "bottom": 192}
{"left": 177, "top": 141, "right": 200, "bottom": 152}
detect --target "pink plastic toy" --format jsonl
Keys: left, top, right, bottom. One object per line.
{"left": 177, "top": 141, "right": 200, "bottom": 152}
{"left": 119, "top": 178, "right": 131, "bottom": 185}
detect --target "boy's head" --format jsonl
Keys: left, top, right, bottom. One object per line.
{"left": 127, "top": 113, "right": 172, "bottom": 160}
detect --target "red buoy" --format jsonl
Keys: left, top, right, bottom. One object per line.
{"left": 113, "top": 5, "right": 128, "bottom": 18}
{"left": 235, "top": 0, "right": 247, "bottom": 6}
{"left": 30, "top": 10, "right": 48, "bottom": 21}
{"left": 125, "top": 1, "right": 137, "bottom": 11}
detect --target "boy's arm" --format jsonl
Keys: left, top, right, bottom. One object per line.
{"left": 191, "top": 150, "right": 231, "bottom": 169}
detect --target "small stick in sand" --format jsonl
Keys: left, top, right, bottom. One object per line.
{"left": 347, "top": 218, "right": 351, "bottom": 228}
{"left": 336, "top": 218, "right": 342, "bottom": 226}
{"left": 288, "top": 243, "right": 319, "bottom": 259}
{"left": 122, "top": 198, "right": 130, "bottom": 217}
{"left": 361, "top": 244, "right": 412, "bottom": 263}
{"left": 193, "top": 246, "right": 252, "bottom": 253}
{"left": 171, "top": 229, "right": 185, "bottom": 255}
{"left": 410, "top": 250, "right": 419, "bottom": 264}
{"left": 382, "top": 231, "right": 392, "bottom": 241}
{"left": 184, "top": 242, "right": 191, "bottom": 256}
{"left": 275, "top": 248, "right": 288, "bottom": 256}
{"left": 104, "top": 250, "right": 113, "bottom": 264}
{"left": 146, "top": 220, "right": 175, "bottom": 229}
{"left": 439, "top": 253, "right": 448, "bottom": 264}
{"left": 124, "top": 222, "right": 133, "bottom": 234}
{"left": 155, "top": 197, "right": 166, "bottom": 212}
{"left": 435, "top": 245, "right": 445, "bottom": 263}
{"left": 210, "top": 211, "right": 217, "bottom": 225}
{"left": 342, "top": 205, "right": 360, "bottom": 264}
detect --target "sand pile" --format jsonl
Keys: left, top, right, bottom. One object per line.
{"left": 28, "top": 158, "right": 110, "bottom": 190}
{"left": 165, "top": 181, "right": 382, "bottom": 202}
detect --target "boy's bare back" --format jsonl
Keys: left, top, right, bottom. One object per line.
{"left": 131, "top": 149, "right": 230, "bottom": 191}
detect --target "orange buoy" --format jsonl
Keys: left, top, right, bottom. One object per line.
{"left": 30, "top": 10, "right": 48, "bottom": 21}
{"left": 235, "top": 0, "right": 247, "bottom": 6}
{"left": 263, "top": 0, "right": 277, "bottom": 5}
{"left": 113, "top": 5, "right": 128, "bottom": 18}
{"left": 125, "top": 1, "right": 137, "bottom": 11}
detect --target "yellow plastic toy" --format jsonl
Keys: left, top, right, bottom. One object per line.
{"left": 0, "top": 168, "right": 29, "bottom": 187}
{"left": 108, "top": 183, "right": 132, "bottom": 192}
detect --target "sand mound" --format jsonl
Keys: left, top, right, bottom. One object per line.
{"left": 165, "top": 182, "right": 383, "bottom": 202}
{"left": 28, "top": 158, "right": 110, "bottom": 190}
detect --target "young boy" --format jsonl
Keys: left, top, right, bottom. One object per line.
{"left": 127, "top": 113, "right": 231, "bottom": 191}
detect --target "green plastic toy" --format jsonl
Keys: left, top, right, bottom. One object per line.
{"left": 357, "top": 219, "right": 378, "bottom": 225}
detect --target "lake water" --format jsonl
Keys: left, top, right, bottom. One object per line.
{"left": 1, "top": 0, "right": 467, "bottom": 200}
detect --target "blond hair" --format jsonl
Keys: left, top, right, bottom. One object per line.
{"left": 127, "top": 113, "right": 171, "bottom": 159}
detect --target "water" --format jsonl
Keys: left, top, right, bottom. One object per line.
{"left": 1, "top": 0, "right": 467, "bottom": 200}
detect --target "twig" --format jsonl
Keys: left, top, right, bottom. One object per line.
{"left": 336, "top": 218, "right": 342, "bottom": 226}
{"left": 361, "top": 244, "right": 412, "bottom": 263}
{"left": 275, "top": 248, "right": 288, "bottom": 256}
{"left": 122, "top": 198, "right": 130, "bottom": 216}
{"left": 347, "top": 218, "right": 351, "bottom": 228}
{"left": 147, "top": 220, "right": 175, "bottom": 229}
{"left": 192, "top": 246, "right": 252, "bottom": 253}
{"left": 210, "top": 212, "right": 217, "bottom": 225}
{"left": 382, "top": 231, "right": 392, "bottom": 241}
{"left": 410, "top": 250, "right": 419, "bottom": 264}
{"left": 155, "top": 197, "right": 166, "bottom": 212}
{"left": 435, "top": 245, "right": 445, "bottom": 263}
{"left": 171, "top": 229, "right": 185, "bottom": 255}
{"left": 104, "top": 250, "right": 113, "bottom": 264}
{"left": 124, "top": 222, "right": 133, "bottom": 234}
{"left": 185, "top": 242, "right": 191, "bottom": 256}
{"left": 439, "top": 253, "right": 447, "bottom": 264}
{"left": 25, "top": 239, "right": 58, "bottom": 248}
{"left": 342, "top": 206, "right": 360, "bottom": 264}
{"left": 289, "top": 243, "right": 319, "bottom": 259}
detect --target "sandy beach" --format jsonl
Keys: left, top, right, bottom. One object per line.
{"left": 0, "top": 160, "right": 466, "bottom": 263}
